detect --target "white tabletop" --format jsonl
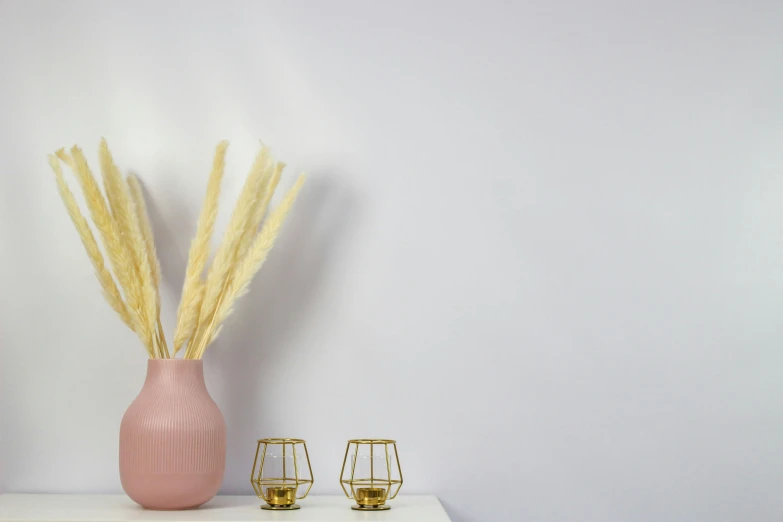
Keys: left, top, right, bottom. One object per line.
{"left": 0, "top": 495, "right": 451, "bottom": 522}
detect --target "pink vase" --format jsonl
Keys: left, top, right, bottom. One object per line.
{"left": 119, "top": 359, "right": 226, "bottom": 510}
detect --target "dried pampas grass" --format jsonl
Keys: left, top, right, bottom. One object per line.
{"left": 49, "top": 156, "right": 137, "bottom": 336}
{"left": 50, "top": 139, "right": 305, "bottom": 359}
{"left": 172, "top": 141, "right": 228, "bottom": 356}
{"left": 127, "top": 173, "right": 167, "bottom": 357}
{"left": 193, "top": 174, "right": 305, "bottom": 358}
{"left": 189, "top": 147, "right": 269, "bottom": 357}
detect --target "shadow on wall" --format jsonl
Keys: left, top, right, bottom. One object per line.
{"left": 131, "top": 171, "right": 193, "bottom": 305}
{"left": 205, "top": 175, "right": 358, "bottom": 492}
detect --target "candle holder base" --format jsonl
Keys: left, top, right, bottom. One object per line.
{"left": 261, "top": 504, "right": 301, "bottom": 510}
{"left": 352, "top": 504, "right": 391, "bottom": 511}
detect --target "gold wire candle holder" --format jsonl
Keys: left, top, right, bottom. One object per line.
{"left": 251, "top": 438, "right": 313, "bottom": 510}
{"left": 340, "top": 439, "right": 403, "bottom": 511}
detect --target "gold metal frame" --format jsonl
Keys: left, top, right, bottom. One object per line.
{"left": 251, "top": 438, "right": 314, "bottom": 510}
{"left": 339, "top": 439, "right": 403, "bottom": 511}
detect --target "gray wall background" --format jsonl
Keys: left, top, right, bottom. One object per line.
{"left": 1, "top": 1, "right": 782, "bottom": 521}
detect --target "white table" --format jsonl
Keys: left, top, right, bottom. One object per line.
{"left": 0, "top": 495, "right": 451, "bottom": 522}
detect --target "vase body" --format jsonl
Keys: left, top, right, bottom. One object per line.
{"left": 119, "top": 359, "right": 226, "bottom": 510}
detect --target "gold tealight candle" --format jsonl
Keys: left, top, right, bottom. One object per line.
{"left": 355, "top": 487, "right": 387, "bottom": 506}
{"left": 265, "top": 486, "right": 297, "bottom": 507}
{"left": 340, "top": 439, "right": 403, "bottom": 511}
{"left": 251, "top": 438, "right": 313, "bottom": 510}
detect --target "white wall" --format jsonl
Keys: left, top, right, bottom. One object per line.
{"left": 1, "top": 1, "right": 782, "bottom": 521}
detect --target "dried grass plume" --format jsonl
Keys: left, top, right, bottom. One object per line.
{"left": 50, "top": 139, "right": 304, "bottom": 359}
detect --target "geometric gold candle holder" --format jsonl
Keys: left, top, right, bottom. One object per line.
{"left": 339, "top": 439, "right": 403, "bottom": 511}
{"left": 251, "top": 438, "right": 313, "bottom": 510}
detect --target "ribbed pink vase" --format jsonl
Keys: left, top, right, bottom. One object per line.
{"left": 119, "top": 359, "right": 226, "bottom": 510}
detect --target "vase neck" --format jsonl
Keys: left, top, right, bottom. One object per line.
{"left": 144, "top": 359, "right": 207, "bottom": 392}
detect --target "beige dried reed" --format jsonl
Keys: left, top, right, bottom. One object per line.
{"left": 99, "top": 141, "right": 164, "bottom": 357}
{"left": 127, "top": 173, "right": 168, "bottom": 357}
{"left": 237, "top": 161, "right": 283, "bottom": 258}
{"left": 69, "top": 146, "right": 154, "bottom": 354}
{"left": 195, "top": 175, "right": 305, "bottom": 357}
{"left": 50, "top": 139, "right": 304, "bottom": 360}
{"left": 49, "top": 155, "right": 138, "bottom": 336}
{"left": 185, "top": 146, "right": 270, "bottom": 358}
{"left": 172, "top": 141, "right": 228, "bottom": 356}
{"left": 127, "top": 174, "right": 161, "bottom": 290}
